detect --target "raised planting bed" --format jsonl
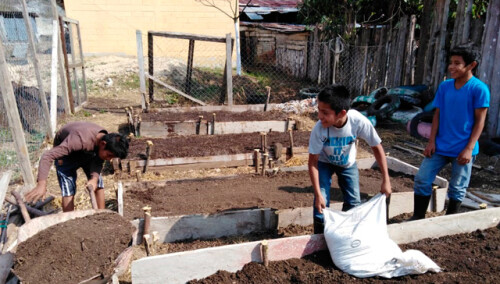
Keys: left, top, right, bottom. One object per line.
{"left": 138, "top": 109, "right": 298, "bottom": 137}
{"left": 4, "top": 210, "right": 135, "bottom": 284}
{"left": 119, "top": 130, "right": 311, "bottom": 172}
{"left": 123, "top": 158, "right": 448, "bottom": 244}
{"left": 131, "top": 208, "right": 500, "bottom": 283}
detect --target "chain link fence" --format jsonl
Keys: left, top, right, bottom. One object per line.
{"left": 0, "top": 0, "right": 64, "bottom": 178}
{"left": 142, "top": 31, "right": 403, "bottom": 107}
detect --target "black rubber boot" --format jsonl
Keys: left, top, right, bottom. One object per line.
{"left": 446, "top": 199, "right": 462, "bottom": 215}
{"left": 409, "top": 194, "right": 431, "bottom": 221}
{"left": 313, "top": 218, "right": 324, "bottom": 234}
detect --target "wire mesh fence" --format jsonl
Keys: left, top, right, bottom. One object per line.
{"left": 0, "top": 0, "right": 64, "bottom": 178}
{"left": 142, "top": 31, "right": 399, "bottom": 107}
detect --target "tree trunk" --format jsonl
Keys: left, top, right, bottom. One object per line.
{"left": 415, "top": 0, "right": 436, "bottom": 84}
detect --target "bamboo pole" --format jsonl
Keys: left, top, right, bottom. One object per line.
{"left": 254, "top": 149, "right": 260, "bottom": 173}
{"left": 144, "top": 140, "right": 154, "bottom": 173}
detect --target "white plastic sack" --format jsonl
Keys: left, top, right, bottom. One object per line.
{"left": 323, "top": 194, "right": 441, "bottom": 278}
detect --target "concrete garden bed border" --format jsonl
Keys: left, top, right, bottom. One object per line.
{"left": 131, "top": 207, "right": 500, "bottom": 284}
{"left": 128, "top": 157, "right": 448, "bottom": 244}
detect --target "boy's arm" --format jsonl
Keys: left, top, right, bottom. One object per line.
{"left": 457, "top": 107, "right": 488, "bottom": 165}
{"left": 370, "top": 144, "right": 392, "bottom": 196}
{"left": 424, "top": 109, "right": 440, "bottom": 157}
{"left": 308, "top": 154, "right": 325, "bottom": 213}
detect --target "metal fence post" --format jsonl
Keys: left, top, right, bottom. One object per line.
{"left": 0, "top": 36, "right": 36, "bottom": 187}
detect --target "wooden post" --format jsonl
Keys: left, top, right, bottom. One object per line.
{"left": 254, "top": 149, "right": 260, "bottom": 173}
{"left": 261, "top": 153, "right": 269, "bottom": 176}
{"left": 20, "top": 0, "right": 53, "bottom": 139}
{"left": 112, "top": 158, "right": 121, "bottom": 179}
{"left": 0, "top": 171, "right": 12, "bottom": 209}
{"left": 212, "top": 113, "right": 216, "bottom": 135}
{"left": 75, "top": 20, "right": 88, "bottom": 104}
{"left": 288, "top": 130, "right": 294, "bottom": 157}
{"left": 134, "top": 114, "right": 141, "bottom": 137}
{"left": 117, "top": 181, "right": 124, "bottom": 216}
{"left": 225, "top": 33, "right": 233, "bottom": 106}
{"left": 143, "top": 206, "right": 152, "bottom": 256}
{"left": 86, "top": 184, "right": 98, "bottom": 209}
{"left": 135, "top": 170, "right": 142, "bottom": 182}
{"left": 185, "top": 39, "right": 195, "bottom": 95}
{"left": 404, "top": 15, "right": 417, "bottom": 85}
{"left": 196, "top": 116, "right": 203, "bottom": 135}
{"left": 50, "top": 20, "right": 59, "bottom": 133}
{"left": 136, "top": 30, "right": 147, "bottom": 111}
{"left": 66, "top": 21, "right": 81, "bottom": 106}
{"left": 0, "top": 37, "right": 36, "bottom": 187}
{"left": 11, "top": 191, "right": 31, "bottom": 223}
{"left": 272, "top": 143, "right": 283, "bottom": 162}
{"left": 129, "top": 160, "right": 137, "bottom": 175}
{"left": 144, "top": 140, "right": 154, "bottom": 173}
{"left": 148, "top": 31, "right": 154, "bottom": 102}
{"left": 261, "top": 240, "right": 269, "bottom": 267}
{"left": 50, "top": 0, "right": 72, "bottom": 114}
{"left": 264, "top": 86, "right": 271, "bottom": 111}
{"left": 260, "top": 132, "right": 267, "bottom": 152}
{"left": 332, "top": 37, "right": 341, "bottom": 83}
{"left": 58, "top": 17, "right": 75, "bottom": 116}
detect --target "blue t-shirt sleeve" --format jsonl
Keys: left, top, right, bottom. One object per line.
{"left": 473, "top": 81, "right": 490, "bottom": 108}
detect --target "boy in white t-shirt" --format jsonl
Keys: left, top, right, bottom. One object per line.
{"left": 309, "top": 84, "right": 392, "bottom": 234}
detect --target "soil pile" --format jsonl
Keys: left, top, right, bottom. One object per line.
{"left": 13, "top": 213, "right": 134, "bottom": 284}
{"left": 188, "top": 227, "right": 500, "bottom": 283}
{"left": 128, "top": 131, "right": 311, "bottom": 159}
{"left": 123, "top": 169, "right": 414, "bottom": 219}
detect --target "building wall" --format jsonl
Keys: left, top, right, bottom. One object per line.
{"left": 64, "top": 0, "right": 236, "bottom": 58}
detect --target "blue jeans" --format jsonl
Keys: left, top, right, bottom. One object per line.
{"left": 414, "top": 153, "right": 475, "bottom": 202}
{"left": 313, "top": 161, "right": 360, "bottom": 223}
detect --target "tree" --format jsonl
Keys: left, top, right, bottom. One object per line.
{"left": 196, "top": 0, "right": 254, "bottom": 76}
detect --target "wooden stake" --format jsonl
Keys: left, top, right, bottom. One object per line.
{"left": 261, "top": 240, "right": 269, "bottom": 267}
{"left": 260, "top": 132, "right": 267, "bottom": 152}
{"left": 254, "top": 149, "right": 260, "bottom": 173}
{"left": 129, "top": 160, "right": 137, "bottom": 175}
{"left": 112, "top": 158, "right": 121, "bottom": 180}
{"left": 151, "top": 231, "right": 159, "bottom": 255}
{"left": 117, "top": 181, "right": 124, "bottom": 217}
{"left": 86, "top": 184, "right": 98, "bottom": 209}
{"left": 264, "top": 86, "right": 271, "bottom": 111}
{"left": 134, "top": 114, "right": 140, "bottom": 137}
{"left": 144, "top": 140, "right": 154, "bottom": 173}
{"left": 135, "top": 170, "right": 142, "bottom": 182}
{"left": 143, "top": 206, "right": 152, "bottom": 256}
{"left": 5, "top": 196, "right": 49, "bottom": 217}
{"left": 12, "top": 191, "right": 31, "bottom": 222}
{"left": 196, "top": 116, "right": 203, "bottom": 135}
{"left": 212, "top": 113, "right": 216, "bottom": 135}
{"left": 288, "top": 130, "right": 294, "bottom": 157}
{"left": 262, "top": 153, "right": 269, "bottom": 176}
{"left": 272, "top": 143, "right": 283, "bottom": 161}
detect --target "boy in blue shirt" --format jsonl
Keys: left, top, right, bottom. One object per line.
{"left": 411, "top": 46, "right": 490, "bottom": 219}
{"left": 308, "top": 84, "right": 392, "bottom": 234}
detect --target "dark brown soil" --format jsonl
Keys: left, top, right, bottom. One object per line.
{"left": 188, "top": 226, "right": 500, "bottom": 283}
{"left": 13, "top": 213, "right": 135, "bottom": 284}
{"left": 128, "top": 131, "right": 311, "bottom": 159}
{"left": 142, "top": 110, "right": 289, "bottom": 122}
{"left": 123, "top": 169, "right": 414, "bottom": 220}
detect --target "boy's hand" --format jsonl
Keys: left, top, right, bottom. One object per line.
{"left": 86, "top": 179, "right": 98, "bottom": 193}
{"left": 315, "top": 196, "right": 326, "bottom": 214}
{"left": 424, "top": 141, "right": 435, "bottom": 157}
{"left": 380, "top": 179, "right": 392, "bottom": 196}
{"left": 25, "top": 182, "right": 47, "bottom": 203}
{"left": 457, "top": 148, "right": 473, "bottom": 165}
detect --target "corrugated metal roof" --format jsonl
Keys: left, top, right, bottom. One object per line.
{"left": 240, "top": 0, "right": 301, "bottom": 12}
{"left": 240, "top": 21, "right": 309, "bottom": 33}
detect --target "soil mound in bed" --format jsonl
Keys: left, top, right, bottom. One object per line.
{"left": 128, "top": 131, "right": 311, "bottom": 159}
{"left": 189, "top": 227, "right": 500, "bottom": 283}
{"left": 142, "top": 110, "right": 289, "bottom": 122}
{"left": 13, "top": 213, "right": 135, "bottom": 284}
{"left": 123, "top": 169, "right": 414, "bottom": 219}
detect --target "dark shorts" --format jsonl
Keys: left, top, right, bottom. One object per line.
{"left": 55, "top": 156, "right": 103, "bottom": 197}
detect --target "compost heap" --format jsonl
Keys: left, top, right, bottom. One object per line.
{"left": 13, "top": 212, "right": 134, "bottom": 284}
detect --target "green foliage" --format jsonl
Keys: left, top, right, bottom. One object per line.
{"left": 82, "top": 110, "right": 92, "bottom": 117}
{"left": 0, "top": 128, "right": 13, "bottom": 141}
{"left": 0, "top": 150, "right": 17, "bottom": 168}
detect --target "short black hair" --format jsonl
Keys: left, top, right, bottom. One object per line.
{"left": 317, "top": 84, "right": 351, "bottom": 114}
{"left": 449, "top": 45, "right": 479, "bottom": 70}
{"left": 102, "top": 133, "right": 129, "bottom": 159}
